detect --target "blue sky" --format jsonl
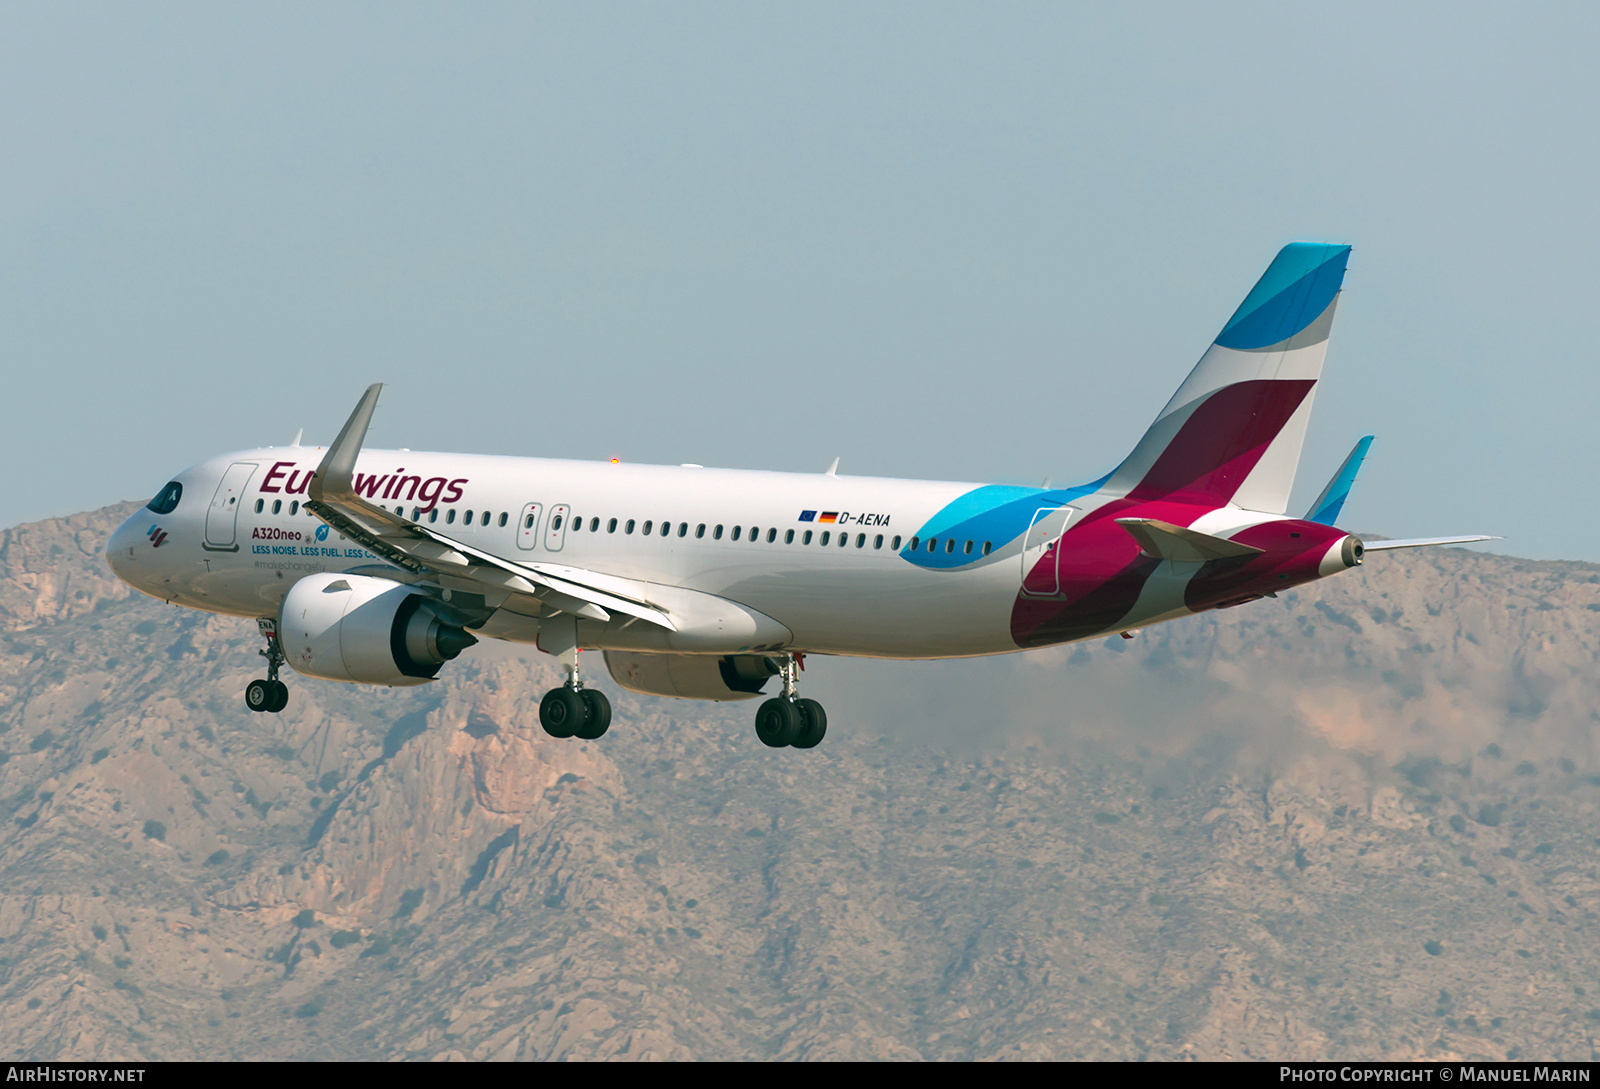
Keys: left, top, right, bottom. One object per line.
{"left": 4, "top": 3, "right": 1595, "bottom": 560}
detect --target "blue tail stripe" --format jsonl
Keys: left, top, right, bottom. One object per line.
{"left": 900, "top": 475, "right": 1111, "bottom": 569}
{"left": 1216, "top": 242, "right": 1350, "bottom": 351}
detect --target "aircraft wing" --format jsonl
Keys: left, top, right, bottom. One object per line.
{"left": 303, "top": 384, "right": 677, "bottom": 631}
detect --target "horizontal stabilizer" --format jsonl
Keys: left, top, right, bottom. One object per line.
{"left": 1115, "top": 518, "right": 1265, "bottom": 563}
{"left": 1305, "top": 435, "right": 1374, "bottom": 525}
{"left": 1362, "top": 535, "right": 1499, "bottom": 552}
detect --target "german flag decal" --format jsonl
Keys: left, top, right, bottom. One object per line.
{"left": 818, "top": 512, "right": 839, "bottom": 523}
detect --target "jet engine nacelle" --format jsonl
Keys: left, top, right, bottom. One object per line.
{"left": 278, "top": 572, "right": 477, "bottom": 687}
{"left": 603, "top": 651, "right": 779, "bottom": 702}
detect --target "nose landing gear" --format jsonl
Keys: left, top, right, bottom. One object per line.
{"left": 754, "top": 654, "right": 826, "bottom": 749}
{"left": 538, "top": 650, "right": 611, "bottom": 740}
{"left": 245, "top": 618, "right": 289, "bottom": 714}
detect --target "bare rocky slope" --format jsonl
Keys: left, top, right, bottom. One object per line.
{"left": 1, "top": 504, "right": 1599, "bottom": 1060}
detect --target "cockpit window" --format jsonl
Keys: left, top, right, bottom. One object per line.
{"left": 147, "top": 481, "right": 183, "bottom": 514}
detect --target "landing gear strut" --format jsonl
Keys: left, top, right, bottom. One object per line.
{"left": 754, "top": 653, "right": 826, "bottom": 749}
{"left": 246, "top": 618, "right": 289, "bottom": 714}
{"left": 538, "top": 650, "right": 611, "bottom": 740}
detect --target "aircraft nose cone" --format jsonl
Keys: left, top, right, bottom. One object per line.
{"left": 105, "top": 514, "right": 146, "bottom": 580}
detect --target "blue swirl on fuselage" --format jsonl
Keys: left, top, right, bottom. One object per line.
{"left": 900, "top": 474, "right": 1110, "bottom": 570}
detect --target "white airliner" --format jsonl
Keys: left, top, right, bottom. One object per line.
{"left": 106, "top": 243, "right": 1490, "bottom": 748}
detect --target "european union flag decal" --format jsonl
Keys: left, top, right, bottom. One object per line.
{"left": 798, "top": 510, "right": 817, "bottom": 522}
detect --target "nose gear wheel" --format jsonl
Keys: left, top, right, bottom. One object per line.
{"left": 246, "top": 618, "right": 290, "bottom": 713}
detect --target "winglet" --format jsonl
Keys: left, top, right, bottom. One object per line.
{"left": 1305, "top": 435, "right": 1374, "bottom": 525}
{"left": 308, "top": 384, "right": 382, "bottom": 503}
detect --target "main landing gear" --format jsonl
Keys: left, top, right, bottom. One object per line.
{"left": 246, "top": 618, "right": 289, "bottom": 714}
{"left": 538, "top": 651, "right": 611, "bottom": 741}
{"left": 754, "top": 654, "right": 826, "bottom": 750}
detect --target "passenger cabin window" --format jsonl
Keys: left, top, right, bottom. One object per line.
{"left": 784, "top": 529, "right": 793, "bottom": 544}
{"left": 661, "top": 522, "right": 671, "bottom": 537}
{"left": 625, "top": 519, "right": 635, "bottom": 534}
{"left": 524, "top": 513, "right": 536, "bottom": 529}
{"left": 147, "top": 481, "right": 183, "bottom": 515}
{"left": 731, "top": 526, "right": 741, "bottom": 541}
{"left": 642, "top": 520, "right": 652, "bottom": 535}
{"left": 713, "top": 525, "right": 723, "bottom": 540}
{"left": 874, "top": 534, "right": 883, "bottom": 549}
{"left": 608, "top": 518, "right": 618, "bottom": 533}
{"left": 270, "top": 499, "right": 281, "bottom": 515}
{"left": 909, "top": 536, "right": 920, "bottom": 551}
{"left": 551, "top": 514, "right": 562, "bottom": 531}
{"left": 589, "top": 517, "right": 599, "bottom": 532}
{"left": 983, "top": 541, "right": 992, "bottom": 555}
{"left": 429, "top": 510, "right": 438, "bottom": 523}
{"left": 447, "top": 510, "right": 456, "bottom": 524}
{"left": 677, "top": 523, "right": 688, "bottom": 537}
{"left": 695, "top": 524, "right": 706, "bottom": 539}
{"left": 290, "top": 502, "right": 299, "bottom": 515}
{"left": 498, "top": 512, "right": 507, "bottom": 527}
{"left": 465, "top": 509, "right": 474, "bottom": 524}
{"left": 963, "top": 540, "right": 973, "bottom": 555}
{"left": 481, "top": 511, "right": 491, "bottom": 526}
{"left": 856, "top": 533, "right": 865, "bottom": 548}
{"left": 254, "top": 499, "right": 264, "bottom": 513}
{"left": 892, "top": 536, "right": 902, "bottom": 550}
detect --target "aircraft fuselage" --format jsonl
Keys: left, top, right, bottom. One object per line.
{"left": 107, "top": 446, "right": 1355, "bottom": 660}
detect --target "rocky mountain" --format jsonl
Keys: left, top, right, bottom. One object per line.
{"left": 1, "top": 504, "right": 1599, "bottom": 1060}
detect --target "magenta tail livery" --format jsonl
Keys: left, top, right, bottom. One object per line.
{"left": 106, "top": 244, "right": 1494, "bottom": 749}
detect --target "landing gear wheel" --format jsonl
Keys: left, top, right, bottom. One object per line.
{"left": 251, "top": 618, "right": 289, "bottom": 714}
{"left": 791, "top": 698, "right": 827, "bottom": 749}
{"left": 575, "top": 689, "right": 611, "bottom": 740}
{"left": 755, "top": 697, "right": 801, "bottom": 748}
{"left": 245, "top": 679, "right": 273, "bottom": 713}
{"left": 540, "top": 687, "right": 587, "bottom": 738}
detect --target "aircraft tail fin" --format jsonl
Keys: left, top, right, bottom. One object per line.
{"left": 1305, "top": 435, "right": 1374, "bottom": 525}
{"left": 1104, "top": 242, "right": 1351, "bottom": 512}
